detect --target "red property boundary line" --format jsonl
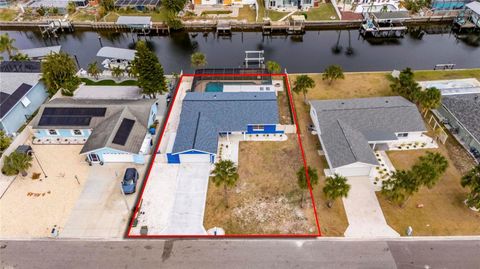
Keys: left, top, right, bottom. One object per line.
{"left": 126, "top": 73, "right": 322, "bottom": 238}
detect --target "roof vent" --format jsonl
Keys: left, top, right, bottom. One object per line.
{"left": 341, "top": 102, "right": 344, "bottom": 105}
{"left": 385, "top": 100, "right": 389, "bottom": 103}
{"left": 213, "top": 94, "right": 217, "bottom": 99}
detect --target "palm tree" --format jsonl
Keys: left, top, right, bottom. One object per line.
{"left": 211, "top": 160, "right": 239, "bottom": 208}
{"left": 292, "top": 75, "right": 315, "bottom": 103}
{"left": 417, "top": 87, "right": 441, "bottom": 112}
{"left": 297, "top": 166, "right": 319, "bottom": 208}
{"left": 266, "top": 60, "right": 281, "bottom": 74}
{"left": 323, "top": 174, "right": 350, "bottom": 208}
{"left": 191, "top": 52, "right": 207, "bottom": 68}
{"left": 381, "top": 169, "right": 419, "bottom": 207}
{"left": 461, "top": 165, "right": 480, "bottom": 210}
{"left": 1, "top": 152, "right": 33, "bottom": 176}
{"left": 0, "top": 33, "right": 17, "bottom": 58}
{"left": 0, "top": 130, "right": 12, "bottom": 153}
{"left": 10, "top": 53, "right": 30, "bottom": 61}
{"left": 322, "top": 65, "right": 345, "bottom": 85}
{"left": 111, "top": 66, "right": 124, "bottom": 79}
{"left": 418, "top": 151, "right": 448, "bottom": 188}
{"left": 87, "top": 61, "right": 101, "bottom": 79}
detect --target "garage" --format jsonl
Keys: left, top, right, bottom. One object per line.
{"left": 335, "top": 164, "right": 373, "bottom": 177}
{"left": 179, "top": 153, "right": 211, "bottom": 163}
{"left": 102, "top": 153, "right": 134, "bottom": 163}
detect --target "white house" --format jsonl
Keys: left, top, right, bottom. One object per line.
{"left": 310, "top": 96, "right": 427, "bottom": 177}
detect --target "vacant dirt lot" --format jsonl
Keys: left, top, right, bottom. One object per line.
{"left": 203, "top": 134, "right": 318, "bottom": 234}
{"left": 0, "top": 145, "right": 90, "bottom": 238}
{"left": 378, "top": 147, "right": 480, "bottom": 236}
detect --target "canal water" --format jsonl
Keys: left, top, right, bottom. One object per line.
{"left": 3, "top": 26, "right": 480, "bottom": 73}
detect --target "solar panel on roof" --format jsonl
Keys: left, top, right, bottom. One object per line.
{"left": 112, "top": 118, "right": 135, "bottom": 146}
{"left": 38, "top": 116, "right": 92, "bottom": 126}
{"left": 43, "top": 107, "right": 107, "bottom": 117}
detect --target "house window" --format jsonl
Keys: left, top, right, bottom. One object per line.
{"left": 73, "top": 129, "right": 83, "bottom": 136}
{"left": 21, "top": 97, "right": 31, "bottom": 107}
{"left": 48, "top": 129, "right": 58, "bottom": 135}
{"left": 397, "top": 133, "right": 409, "bottom": 138}
{"left": 252, "top": 125, "right": 265, "bottom": 131}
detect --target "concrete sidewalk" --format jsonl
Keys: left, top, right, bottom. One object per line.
{"left": 343, "top": 177, "right": 400, "bottom": 238}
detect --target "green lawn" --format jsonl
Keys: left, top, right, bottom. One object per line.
{"left": 80, "top": 78, "right": 137, "bottom": 86}
{"left": 237, "top": 5, "right": 256, "bottom": 22}
{"left": 0, "top": 8, "right": 17, "bottom": 21}
{"left": 267, "top": 10, "right": 290, "bottom": 21}
{"left": 414, "top": 69, "right": 480, "bottom": 81}
{"left": 104, "top": 8, "right": 169, "bottom": 22}
{"left": 71, "top": 11, "right": 97, "bottom": 22}
{"left": 299, "top": 3, "right": 338, "bottom": 21}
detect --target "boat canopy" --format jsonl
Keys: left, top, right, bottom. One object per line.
{"left": 116, "top": 16, "right": 151, "bottom": 25}
{"left": 96, "top": 47, "right": 136, "bottom": 61}
{"left": 18, "top": 45, "right": 61, "bottom": 59}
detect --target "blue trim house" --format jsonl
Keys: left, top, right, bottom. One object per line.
{"left": 32, "top": 98, "right": 158, "bottom": 165}
{"left": 167, "top": 92, "right": 282, "bottom": 164}
{"left": 0, "top": 70, "right": 48, "bottom": 136}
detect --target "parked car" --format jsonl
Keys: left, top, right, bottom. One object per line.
{"left": 121, "top": 168, "right": 139, "bottom": 194}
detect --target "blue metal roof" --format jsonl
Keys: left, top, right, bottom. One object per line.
{"left": 172, "top": 92, "right": 279, "bottom": 154}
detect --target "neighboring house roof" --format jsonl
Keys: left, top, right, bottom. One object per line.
{"left": 0, "top": 61, "right": 41, "bottom": 73}
{"left": 0, "top": 72, "right": 41, "bottom": 94}
{"left": 18, "top": 46, "right": 61, "bottom": 59}
{"left": 172, "top": 92, "right": 279, "bottom": 155}
{"left": 0, "top": 83, "right": 33, "bottom": 119}
{"left": 310, "top": 96, "right": 426, "bottom": 168}
{"left": 33, "top": 98, "right": 156, "bottom": 154}
{"left": 442, "top": 93, "right": 480, "bottom": 143}
{"left": 74, "top": 85, "right": 142, "bottom": 100}
{"left": 466, "top": 1, "right": 480, "bottom": 14}
{"left": 96, "top": 47, "right": 136, "bottom": 61}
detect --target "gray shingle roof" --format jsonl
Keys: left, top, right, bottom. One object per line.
{"left": 310, "top": 96, "right": 426, "bottom": 168}
{"left": 33, "top": 98, "right": 156, "bottom": 154}
{"left": 172, "top": 92, "right": 279, "bottom": 154}
{"left": 442, "top": 93, "right": 480, "bottom": 143}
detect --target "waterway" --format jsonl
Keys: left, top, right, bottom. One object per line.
{"left": 3, "top": 25, "right": 480, "bottom": 73}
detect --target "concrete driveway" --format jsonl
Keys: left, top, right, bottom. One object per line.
{"left": 60, "top": 164, "right": 145, "bottom": 238}
{"left": 133, "top": 162, "right": 210, "bottom": 235}
{"left": 161, "top": 163, "right": 210, "bottom": 235}
{"left": 343, "top": 177, "right": 400, "bottom": 238}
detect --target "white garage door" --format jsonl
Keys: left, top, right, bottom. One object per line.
{"left": 102, "top": 153, "right": 134, "bottom": 163}
{"left": 336, "top": 166, "right": 372, "bottom": 177}
{"left": 179, "top": 153, "right": 210, "bottom": 163}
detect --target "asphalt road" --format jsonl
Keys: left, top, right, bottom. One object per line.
{"left": 1, "top": 238, "right": 479, "bottom": 269}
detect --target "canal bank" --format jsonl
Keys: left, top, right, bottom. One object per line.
{"left": 0, "top": 15, "right": 459, "bottom": 32}
{"left": 1, "top": 25, "right": 479, "bottom": 73}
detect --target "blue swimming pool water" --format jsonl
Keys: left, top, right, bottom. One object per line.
{"left": 432, "top": 2, "right": 464, "bottom": 10}
{"left": 205, "top": 82, "right": 224, "bottom": 92}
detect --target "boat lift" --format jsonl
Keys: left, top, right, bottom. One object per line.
{"left": 244, "top": 50, "right": 265, "bottom": 68}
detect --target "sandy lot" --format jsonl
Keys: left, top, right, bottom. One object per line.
{"left": 203, "top": 134, "right": 318, "bottom": 234}
{"left": 378, "top": 148, "right": 480, "bottom": 236}
{"left": 0, "top": 145, "right": 90, "bottom": 238}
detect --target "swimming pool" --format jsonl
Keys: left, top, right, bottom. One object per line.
{"left": 205, "top": 82, "right": 256, "bottom": 92}
{"left": 432, "top": 1, "right": 464, "bottom": 10}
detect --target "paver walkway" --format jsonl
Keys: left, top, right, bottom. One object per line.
{"left": 343, "top": 177, "right": 400, "bottom": 238}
